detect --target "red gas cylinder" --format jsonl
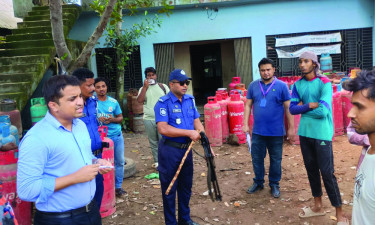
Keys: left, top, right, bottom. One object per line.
{"left": 98, "top": 126, "right": 116, "bottom": 218}
{"left": 0, "top": 99, "right": 22, "bottom": 137}
{"left": 229, "top": 77, "right": 241, "bottom": 91}
{"left": 247, "top": 105, "right": 254, "bottom": 134}
{"left": 215, "top": 94, "right": 229, "bottom": 143}
{"left": 228, "top": 93, "right": 246, "bottom": 144}
{"left": 332, "top": 90, "right": 344, "bottom": 136}
{"left": 241, "top": 90, "right": 247, "bottom": 103}
{"left": 341, "top": 90, "right": 353, "bottom": 131}
{"left": 204, "top": 97, "right": 222, "bottom": 146}
{"left": 0, "top": 149, "right": 31, "bottom": 225}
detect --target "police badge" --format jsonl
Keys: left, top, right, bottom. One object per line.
{"left": 176, "top": 118, "right": 181, "bottom": 124}
{"left": 160, "top": 108, "right": 167, "bottom": 116}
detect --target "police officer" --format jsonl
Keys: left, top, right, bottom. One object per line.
{"left": 72, "top": 68, "right": 104, "bottom": 209}
{"left": 154, "top": 69, "right": 204, "bottom": 225}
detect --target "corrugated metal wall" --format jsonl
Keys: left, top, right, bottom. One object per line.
{"left": 154, "top": 43, "right": 175, "bottom": 84}
{"left": 234, "top": 38, "right": 252, "bottom": 87}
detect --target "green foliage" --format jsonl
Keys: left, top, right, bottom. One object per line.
{"left": 61, "top": 52, "right": 68, "bottom": 60}
{"left": 0, "top": 36, "right": 5, "bottom": 44}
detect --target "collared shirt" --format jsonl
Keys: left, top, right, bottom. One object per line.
{"left": 247, "top": 77, "right": 291, "bottom": 136}
{"left": 80, "top": 96, "right": 102, "bottom": 151}
{"left": 154, "top": 92, "right": 200, "bottom": 143}
{"left": 17, "top": 112, "right": 96, "bottom": 212}
{"left": 97, "top": 96, "right": 122, "bottom": 137}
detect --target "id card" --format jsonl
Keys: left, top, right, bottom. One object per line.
{"left": 260, "top": 98, "right": 267, "bottom": 108}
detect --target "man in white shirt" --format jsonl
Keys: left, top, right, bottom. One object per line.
{"left": 343, "top": 70, "right": 375, "bottom": 225}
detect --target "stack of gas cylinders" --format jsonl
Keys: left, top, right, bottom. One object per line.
{"left": 0, "top": 99, "right": 32, "bottom": 225}
{"left": 204, "top": 77, "right": 248, "bottom": 146}
{"left": 204, "top": 75, "right": 354, "bottom": 147}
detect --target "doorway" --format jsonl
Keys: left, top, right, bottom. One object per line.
{"left": 190, "top": 43, "right": 223, "bottom": 104}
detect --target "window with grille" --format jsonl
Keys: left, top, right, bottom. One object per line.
{"left": 95, "top": 47, "right": 143, "bottom": 92}
{"left": 266, "top": 28, "right": 373, "bottom": 76}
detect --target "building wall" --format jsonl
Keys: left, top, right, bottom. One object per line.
{"left": 69, "top": 0, "right": 375, "bottom": 81}
{"left": 174, "top": 43, "right": 193, "bottom": 95}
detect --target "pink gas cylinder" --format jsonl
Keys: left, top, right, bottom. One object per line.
{"left": 204, "top": 97, "right": 222, "bottom": 146}
{"left": 98, "top": 126, "right": 116, "bottom": 218}
{"left": 241, "top": 90, "right": 247, "bottom": 103}
{"left": 215, "top": 94, "right": 229, "bottom": 143}
{"left": 228, "top": 93, "right": 246, "bottom": 144}
{"left": 0, "top": 149, "right": 31, "bottom": 225}
{"left": 332, "top": 90, "right": 344, "bottom": 136}
{"left": 247, "top": 105, "right": 254, "bottom": 134}
{"left": 341, "top": 90, "right": 353, "bottom": 131}
{"left": 229, "top": 77, "right": 241, "bottom": 91}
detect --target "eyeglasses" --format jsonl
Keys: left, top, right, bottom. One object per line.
{"left": 173, "top": 80, "right": 190, "bottom": 86}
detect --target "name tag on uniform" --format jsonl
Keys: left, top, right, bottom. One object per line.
{"left": 173, "top": 109, "right": 182, "bottom": 113}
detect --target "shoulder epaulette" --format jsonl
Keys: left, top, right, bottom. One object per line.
{"left": 159, "top": 94, "right": 170, "bottom": 102}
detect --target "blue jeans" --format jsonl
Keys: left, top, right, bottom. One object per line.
{"left": 109, "top": 134, "right": 125, "bottom": 189}
{"left": 251, "top": 133, "right": 284, "bottom": 187}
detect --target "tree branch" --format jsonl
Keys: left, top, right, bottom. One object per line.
{"left": 67, "top": 0, "right": 118, "bottom": 72}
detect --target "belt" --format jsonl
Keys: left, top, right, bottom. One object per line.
{"left": 93, "top": 148, "right": 102, "bottom": 156}
{"left": 36, "top": 200, "right": 95, "bottom": 219}
{"left": 164, "top": 138, "right": 191, "bottom": 149}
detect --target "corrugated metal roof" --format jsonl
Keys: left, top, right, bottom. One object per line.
{"left": 0, "top": 0, "right": 23, "bottom": 29}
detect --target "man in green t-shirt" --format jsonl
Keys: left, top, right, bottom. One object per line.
{"left": 137, "top": 67, "right": 169, "bottom": 169}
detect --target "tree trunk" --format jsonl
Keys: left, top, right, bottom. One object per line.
{"left": 50, "top": 0, "right": 72, "bottom": 71}
{"left": 115, "top": 6, "right": 125, "bottom": 111}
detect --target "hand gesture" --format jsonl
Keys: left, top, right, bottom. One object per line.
{"left": 104, "top": 114, "right": 114, "bottom": 124}
{"left": 189, "top": 130, "right": 201, "bottom": 142}
{"left": 143, "top": 78, "right": 150, "bottom": 88}
{"left": 242, "top": 124, "right": 249, "bottom": 133}
{"left": 98, "top": 116, "right": 106, "bottom": 123}
{"left": 96, "top": 158, "right": 113, "bottom": 174}
{"left": 309, "top": 102, "right": 319, "bottom": 109}
{"left": 74, "top": 164, "right": 100, "bottom": 183}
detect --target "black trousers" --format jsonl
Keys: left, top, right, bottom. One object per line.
{"left": 34, "top": 201, "right": 102, "bottom": 225}
{"left": 299, "top": 136, "right": 342, "bottom": 207}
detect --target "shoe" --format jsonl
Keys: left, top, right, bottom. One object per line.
{"left": 115, "top": 188, "right": 128, "bottom": 197}
{"left": 152, "top": 162, "right": 159, "bottom": 170}
{"left": 178, "top": 220, "right": 200, "bottom": 225}
{"left": 246, "top": 183, "right": 263, "bottom": 194}
{"left": 270, "top": 185, "right": 280, "bottom": 198}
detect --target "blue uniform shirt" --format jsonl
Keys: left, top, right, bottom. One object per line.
{"left": 80, "top": 96, "right": 102, "bottom": 151}
{"left": 247, "top": 77, "right": 291, "bottom": 136}
{"left": 154, "top": 92, "right": 200, "bottom": 143}
{"left": 97, "top": 96, "right": 122, "bottom": 137}
{"left": 17, "top": 112, "right": 96, "bottom": 212}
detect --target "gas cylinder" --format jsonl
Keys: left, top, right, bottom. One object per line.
{"left": 235, "top": 83, "right": 246, "bottom": 93}
{"left": 30, "top": 98, "right": 48, "bottom": 126}
{"left": 229, "top": 77, "right": 241, "bottom": 91}
{"left": 204, "top": 97, "right": 222, "bottom": 146}
{"left": 341, "top": 89, "right": 353, "bottom": 131}
{"left": 1, "top": 123, "right": 17, "bottom": 151}
{"left": 241, "top": 90, "right": 247, "bottom": 103}
{"left": 284, "top": 91, "right": 301, "bottom": 145}
{"left": 320, "top": 53, "right": 333, "bottom": 72}
{"left": 228, "top": 93, "right": 246, "bottom": 144}
{"left": 215, "top": 94, "right": 229, "bottom": 143}
{"left": 0, "top": 99, "right": 22, "bottom": 137}
{"left": 97, "top": 126, "right": 116, "bottom": 218}
{"left": 247, "top": 105, "right": 254, "bottom": 134}
{"left": 0, "top": 149, "right": 32, "bottom": 225}
{"left": 0, "top": 115, "right": 19, "bottom": 146}
{"left": 332, "top": 90, "right": 344, "bottom": 136}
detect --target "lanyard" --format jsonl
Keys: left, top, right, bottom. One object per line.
{"left": 259, "top": 78, "right": 276, "bottom": 98}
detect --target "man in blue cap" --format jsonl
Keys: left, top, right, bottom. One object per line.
{"left": 154, "top": 69, "right": 204, "bottom": 225}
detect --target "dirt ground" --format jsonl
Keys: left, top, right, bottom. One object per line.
{"left": 103, "top": 133, "right": 361, "bottom": 225}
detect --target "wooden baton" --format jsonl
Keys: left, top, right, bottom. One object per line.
{"left": 165, "top": 140, "right": 195, "bottom": 195}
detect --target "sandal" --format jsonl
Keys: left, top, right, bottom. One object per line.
{"left": 299, "top": 206, "right": 326, "bottom": 218}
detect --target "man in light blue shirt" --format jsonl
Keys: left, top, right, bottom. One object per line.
{"left": 17, "top": 75, "right": 112, "bottom": 225}
{"left": 94, "top": 77, "right": 126, "bottom": 197}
